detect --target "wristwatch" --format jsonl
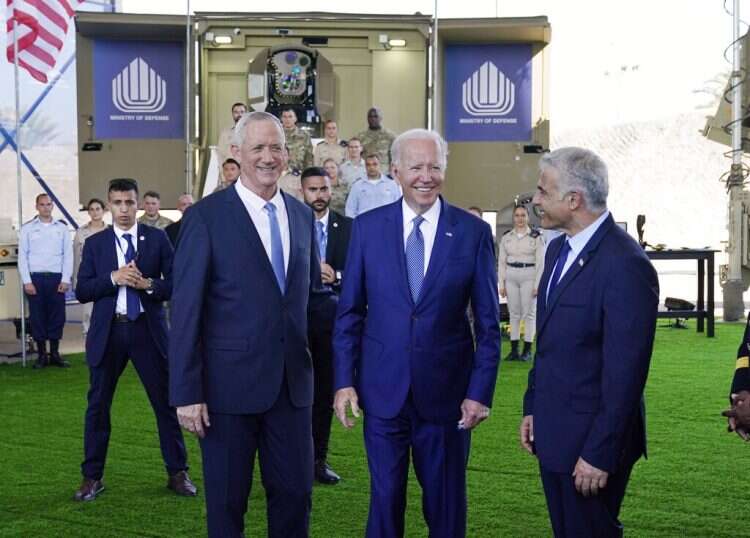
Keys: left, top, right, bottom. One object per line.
{"left": 145, "top": 278, "right": 154, "bottom": 292}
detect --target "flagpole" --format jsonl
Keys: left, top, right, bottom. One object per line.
{"left": 12, "top": 15, "right": 27, "bottom": 367}
{"left": 432, "top": 0, "right": 439, "bottom": 132}
{"left": 185, "top": 0, "right": 192, "bottom": 195}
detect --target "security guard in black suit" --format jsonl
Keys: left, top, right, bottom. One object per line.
{"left": 301, "top": 166, "right": 353, "bottom": 484}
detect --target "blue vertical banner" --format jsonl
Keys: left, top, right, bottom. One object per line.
{"left": 444, "top": 44, "right": 532, "bottom": 142}
{"left": 93, "top": 40, "right": 184, "bottom": 139}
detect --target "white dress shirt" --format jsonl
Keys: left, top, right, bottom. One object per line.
{"left": 235, "top": 180, "right": 290, "bottom": 272}
{"left": 402, "top": 198, "right": 441, "bottom": 277}
{"left": 546, "top": 210, "right": 610, "bottom": 298}
{"left": 112, "top": 223, "right": 144, "bottom": 315}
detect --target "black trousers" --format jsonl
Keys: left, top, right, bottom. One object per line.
{"left": 200, "top": 377, "right": 313, "bottom": 538}
{"left": 540, "top": 462, "right": 633, "bottom": 538}
{"left": 81, "top": 316, "right": 188, "bottom": 480}
{"left": 308, "top": 324, "right": 334, "bottom": 463}
{"left": 27, "top": 273, "right": 65, "bottom": 341}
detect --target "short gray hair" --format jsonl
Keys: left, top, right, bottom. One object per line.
{"left": 391, "top": 128, "right": 449, "bottom": 170}
{"left": 231, "top": 111, "right": 285, "bottom": 147}
{"left": 539, "top": 147, "right": 608, "bottom": 212}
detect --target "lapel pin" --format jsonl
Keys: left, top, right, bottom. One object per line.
{"left": 139, "top": 235, "right": 145, "bottom": 241}
{"left": 446, "top": 232, "right": 453, "bottom": 237}
{"left": 333, "top": 222, "right": 338, "bottom": 228}
{"left": 578, "top": 258, "right": 584, "bottom": 267}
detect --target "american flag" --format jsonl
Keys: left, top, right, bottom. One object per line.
{"left": 6, "top": 0, "right": 82, "bottom": 83}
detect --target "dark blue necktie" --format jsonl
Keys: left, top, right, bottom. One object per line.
{"left": 264, "top": 202, "right": 286, "bottom": 293}
{"left": 316, "top": 220, "right": 327, "bottom": 262}
{"left": 406, "top": 215, "right": 425, "bottom": 302}
{"left": 122, "top": 233, "right": 140, "bottom": 321}
{"left": 547, "top": 239, "right": 571, "bottom": 303}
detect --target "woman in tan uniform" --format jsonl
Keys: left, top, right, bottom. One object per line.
{"left": 498, "top": 205, "right": 545, "bottom": 361}
{"left": 72, "top": 198, "right": 108, "bottom": 335}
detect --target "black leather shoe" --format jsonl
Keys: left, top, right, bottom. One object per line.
{"left": 167, "top": 470, "right": 198, "bottom": 496}
{"left": 74, "top": 478, "right": 104, "bottom": 501}
{"left": 314, "top": 460, "right": 341, "bottom": 485}
{"left": 32, "top": 353, "right": 48, "bottom": 369}
{"left": 48, "top": 352, "right": 70, "bottom": 368}
{"left": 519, "top": 350, "right": 532, "bottom": 362}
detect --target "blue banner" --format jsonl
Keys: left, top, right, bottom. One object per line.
{"left": 444, "top": 44, "right": 532, "bottom": 142}
{"left": 93, "top": 40, "right": 184, "bottom": 139}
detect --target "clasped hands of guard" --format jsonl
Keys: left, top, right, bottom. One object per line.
{"left": 111, "top": 261, "right": 151, "bottom": 290}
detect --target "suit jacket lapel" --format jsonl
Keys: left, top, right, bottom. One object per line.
{"left": 136, "top": 224, "right": 149, "bottom": 263}
{"left": 225, "top": 187, "right": 282, "bottom": 294}
{"left": 535, "top": 237, "right": 561, "bottom": 327}
{"left": 107, "top": 227, "right": 119, "bottom": 272}
{"left": 385, "top": 202, "right": 413, "bottom": 305}
{"left": 417, "top": 198, "right": 456, "bottom": 307}
{"left": 282, "top": 191, "right": 300, "bottom": 294}
{"left": 537, "top": 215, "right": 615, "bottom": 337}
{"left": 325, "top": 210, "right": 338, "bottom": 261}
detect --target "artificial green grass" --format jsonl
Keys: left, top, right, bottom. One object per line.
{"left": 0, "top": 324, "right": 746, "bottom": 537}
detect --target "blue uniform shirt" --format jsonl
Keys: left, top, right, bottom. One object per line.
{"left": 18, "top": 216, "right": 73, "bottom": 284}
{"left": 345, "top": 175, "right": 401, "bottom": 218}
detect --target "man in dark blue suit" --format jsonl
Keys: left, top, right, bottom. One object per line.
{"left": 169, "top": 111, "right": 335, "bottom": 538}
{"left": 520, "top": 147, "right": 659, "bottom": 537}
{"left": 333, "top": 129, "right": 501, "bottom": 538}
{"left": 74, "top": 178, "right": 195, "bottom": 502}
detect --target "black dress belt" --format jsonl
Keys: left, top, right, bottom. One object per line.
{"left": 113, "top": 313, "right": 141, "bottom": 323}
{"left": 507, "top": 262, "right": 535, "bottom": 268}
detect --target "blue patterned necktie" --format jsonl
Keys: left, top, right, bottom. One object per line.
{"left": 547, "top": 239, "right": 571, "bottom": 303}
{"left": 406, "top": 215, "right": 425, "bottom": 303}
{"left": 122, "top": 233, "right": 140, "bottom": 321}
{"left": 264, "top": 202, "right": 286, "bottom": 293}
{"left": 316, "top": 220, "right": 327, "bottom": 262}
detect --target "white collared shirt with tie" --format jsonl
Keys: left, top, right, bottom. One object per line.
{"left": 402, "top": 198, "right": 441, "bottom": 276}
{"left": 112, "top": 223, "right": 144, "bottom": 315}
{"left": 235, "top": 180, "right": 291, "bottom": 272}
{"left": 546, "top": 210, "right": 610, "bottom": 300}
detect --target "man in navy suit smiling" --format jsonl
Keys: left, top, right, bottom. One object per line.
{"left": 333, "top": 129, "right": 501, "bottom": 538}
{"left": 169, "top": 111, "right": 334, "bottom": 538}
{"left": 520, "top": 147, "right": 659, "bottom": 537}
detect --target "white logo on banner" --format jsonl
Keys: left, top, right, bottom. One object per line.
{"left": 112, "top": 57, "right": 166, "bottom": 113}
{"left": 462, "top": 61, "right": 515, "bottom": 117}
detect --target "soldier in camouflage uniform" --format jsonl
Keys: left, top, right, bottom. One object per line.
{"left": 281, "top": 107, "right": 313, "bottom": 173}
{"left": 314, "top": 120, "right": 347, "bottom": 166}
{"left": 356, "top": 107, "right": 396, "bottom": 173}
{"left": 138, "top": 191, "right": 173, "bottom": 229}
{"left": 278, "top": 168, "right": 303, "bottom": 201}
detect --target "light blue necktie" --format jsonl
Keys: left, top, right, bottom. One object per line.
{"left": 264, "top": 202, "right": 286, "bottom": 293}
{"left": 122, "top": 233, "right": 140, "bottom": 320}
{"left": 406, "top": 215, "right": 425, "bottom": 303}
{"left": 315, "top": 220, "right": 327, "bottom": 262}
